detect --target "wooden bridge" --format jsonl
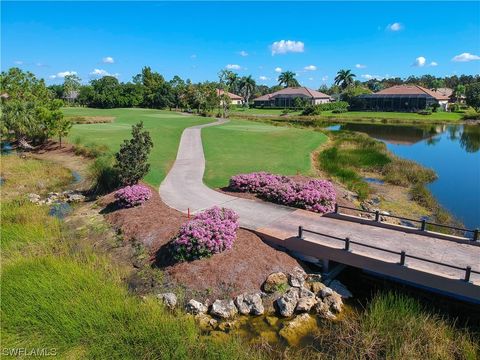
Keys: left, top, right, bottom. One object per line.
{"left": 258, "top": 206, "right": 480, "bottom": 304}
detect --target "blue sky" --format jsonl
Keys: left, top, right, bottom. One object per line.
{"left": 2, "top": 1, "right": 480, "bottom": 87}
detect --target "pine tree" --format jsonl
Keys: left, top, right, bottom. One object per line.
{"left": 114, "top": 122, "right": 153, "bottom": 185}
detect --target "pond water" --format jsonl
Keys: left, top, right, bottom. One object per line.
{"left": 332, "top": 123, "right": 480, "bottom": 229}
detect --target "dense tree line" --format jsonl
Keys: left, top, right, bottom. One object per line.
{"left": 0, "top": 67, "right": 72, "bottom": 147}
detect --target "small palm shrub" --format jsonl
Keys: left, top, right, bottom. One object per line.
{"left": 229, "top": 172, "right": 336, "bottom": 213}
{"left": 171, "top": 207, "right": 239, "bottom": 261}
{"left": 114, "top": 184, "right": 152, "bottom": 208}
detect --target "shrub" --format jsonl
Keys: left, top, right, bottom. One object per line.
{"left": 89, "top": 155, "right": 121, "bottom": 194}
{"left": 114, "top": 122, "right": 153, "bottom": 186}
{"left": 114, "top": 184, "right": 152, "bottom": 208}
{"left": 383, "top": 158, "right": 437, "bottom": 186}
{"left": 461, "top": 110, "right": 480, "bottom": 120}
{"left": 171, "top": 207, "right": 239, "bottom": 261}
{"left": 301, "top": 101, "right": 349, "bottom": 116}
{"left": 332, "top": 108, "right": 348, "bottom": 114}
{"left": 229, "top": 172, "right": 336, "bottom": 213}
{"left": 417, "top": 110, "right": 432, "bottom": 115}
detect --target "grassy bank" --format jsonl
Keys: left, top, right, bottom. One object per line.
{"left": 233, "top": 110, "right": 462, "bottom": 126}
{"left": 202, "top": 119, "right": 327, "bottom": 188}
{"left": 2, "top": 154, "right": 478, "bottom": 359}
{"left": 0, "top": 154, "right": 263, "bottom": 359}
{"left": 65, "top": 107, "right": 212, "bottom": 186}
{"left": 318, "top": 131, "right": 436, "bottom": 200}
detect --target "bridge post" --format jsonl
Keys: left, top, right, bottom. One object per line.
{"left": 399, "top": 251, "right": 406, "bottom": 266}
{"left": 298, "top": 226, "right": 304, "bottom": 239}
{"left": 464, "top": 266, "right": 471, "bottom": 282}
{"left": 473, "top": 229, "right": 479, "bottom": 242}
{"left": 420, "top": 219, "right": 426, "bottom": 231}
{"left": 375, "top": 210, "right": 380, "bottom": 222}
{"left": 334, "top": 203, "right": 339, "bottom": 214}
{"left": 345, "top": 237, "right": 350, "bottom": 251}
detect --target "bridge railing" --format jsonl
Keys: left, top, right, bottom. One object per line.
{"left": 298, "top": 226, "right": 480, "bottom": 283}
{"left": 333, "top": 204, "right": 479, "bottom": 242}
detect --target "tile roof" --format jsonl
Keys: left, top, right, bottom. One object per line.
{"left": 253, "top": 87, "right": 331, "bottom": 101}
{"left": 216, "top": 89, "right": 243, "bottom": 100}
{"left": 376, "top": 85, "right": 450, "bottom": 101}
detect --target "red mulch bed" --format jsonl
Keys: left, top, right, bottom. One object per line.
{"left": 100, "top": 186, "right": 302, "bottom": 299}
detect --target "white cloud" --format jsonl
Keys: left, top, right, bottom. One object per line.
{"left": 90, "top": 69, "right": 119, "bottom": 77}
{"left": 274, "top": 67, "right": 282, "bottom": 73}
{"left": 321, "top": 75, "right": 329, "bottom": 82}
{"left": 239, "top": 50, "right": 248, "bottom": 57}
{"left": 452, "top": 52, "right": 480, "bottom": 62}
{"left": 190, "top": 54, "right": 197, "bottom": 59}
{"left": 412, "top": 56, "right": 427, "bottom": 67}
{"left": 355, "top": 64, "right": 367, "bottom": 69}
{"left": 430, "top": 61, "right": 438, "bottom": 67}
{"left": 271, "top": 40, "right": 304, "bottom": 55}
{"left": 226, "top": 64, "right": 241, "bottom": 70}
{"left": 304, "top": 65, "right": 317, "bottom": 71}
{"left": 308, "top": 77, "right": 314, "bottom": 81}
{"left": 13, "top": 60, "right": 24, "bottom": 65}
{"left": 361, "top": 74, "right": 384, "bottom": 80}
{"left": 387, "top": 22, "right": 403, "bottom": 31}
{"left": 102, "top": 56, "right": 114, "bottom": 64}
{"left": 49, "top": 70, "right": 78, "bottom": 79}
{"left": 259, "top": 76, "right": 269, "bottom": 81}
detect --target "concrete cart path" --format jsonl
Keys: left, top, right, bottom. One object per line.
{"left": 159, "top": 119, "right": 480, "bottom": 299}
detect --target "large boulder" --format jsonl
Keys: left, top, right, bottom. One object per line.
{"left": 234, "top": 293, "right": 264, "bottom": 315}
{"left": 210, "top": 299, "right": 238, "bottom": 319}
{"left": 156, "top": 292, "right": 177, "bottom": 309}
{"left": 324, "top": 292, "right": 343, "bottom": 313}
{"left": 306, "top": 273, "right": 322, "bottom": 283}
{"left": 319, "top": 286, "right": 334, "bottom": 299}
{"left": 275, "top": 288, "right": 300, "bottom": 317}
{"left": 263, "top": 272, "right": 288, "bottom": 293}
{"left": 313, "top": 300, "right": 336, "bottom": 320}
{"left": 185, "top": 299, "right": 208, "bottom": 315}
{"left": 288, "top": 267, "right": 307, "bottom": 288}
{"left": 299, "top": 287, "right": 315, "bottom": 298}
{"left": 295, "top": 297, "right": 317, "bottom": 313}
{"left": 279, "top": 313, "right": 317, "bottom": 346}
{"left": 308, "top": 281, "right": 327, "bottom": 294}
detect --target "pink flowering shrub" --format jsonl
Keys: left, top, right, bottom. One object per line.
{"left": 172, "top": 207, "right": 239, "bottom": 261}
{"left": 230, "top": 172, "right": 336, "bottom": 214}
{"left": 114, "top": 184, "right": 152, "bottom": 208}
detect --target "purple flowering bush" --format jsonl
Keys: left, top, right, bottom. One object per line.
{"left": 114, "top": 184, "right": 152, "bottom": 208}
{"left": 172, "top": 207, "right": 239, "bottom": 261}
{"left": 229, "top": 172, "right": 336, "bottom": 214}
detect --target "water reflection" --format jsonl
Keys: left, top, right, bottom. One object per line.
{"left": 327, "top": 123, "right": 480, "bottom": 228}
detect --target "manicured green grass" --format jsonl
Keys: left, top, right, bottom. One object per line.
{"left": 202, "top": 119, "right": 327, "bottom": 188}
{"left": 65, "top": 108, "right": 212, "bottom": 186}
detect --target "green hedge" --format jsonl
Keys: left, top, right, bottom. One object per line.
{"left": 302, "top": 101, "right": 349, "bottom": 115}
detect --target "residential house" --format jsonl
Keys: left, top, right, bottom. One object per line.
{"left": 253, "top": 87, "right": 332, "bottom": 108}
{"left": 351, "top": 84, "right": 450, "bottom": 112}
{"left": 216, "top": 89, "right": 243, "bottom": 106}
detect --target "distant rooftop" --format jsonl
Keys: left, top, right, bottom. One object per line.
{"left": 254, "top": 87, "right": 331, "bottom": 101}
{"left": 376, "top": 85, "right": 450, "bottom": 101}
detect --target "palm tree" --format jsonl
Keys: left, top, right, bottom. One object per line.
{"left": 278, "top": 71, "right": 299, "bottom": 88}
{"left": 238, "top": 75, "right": 256, "bottom": 107}
{"left": 334, "top": 69, "right": 356, "bottom": 90}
